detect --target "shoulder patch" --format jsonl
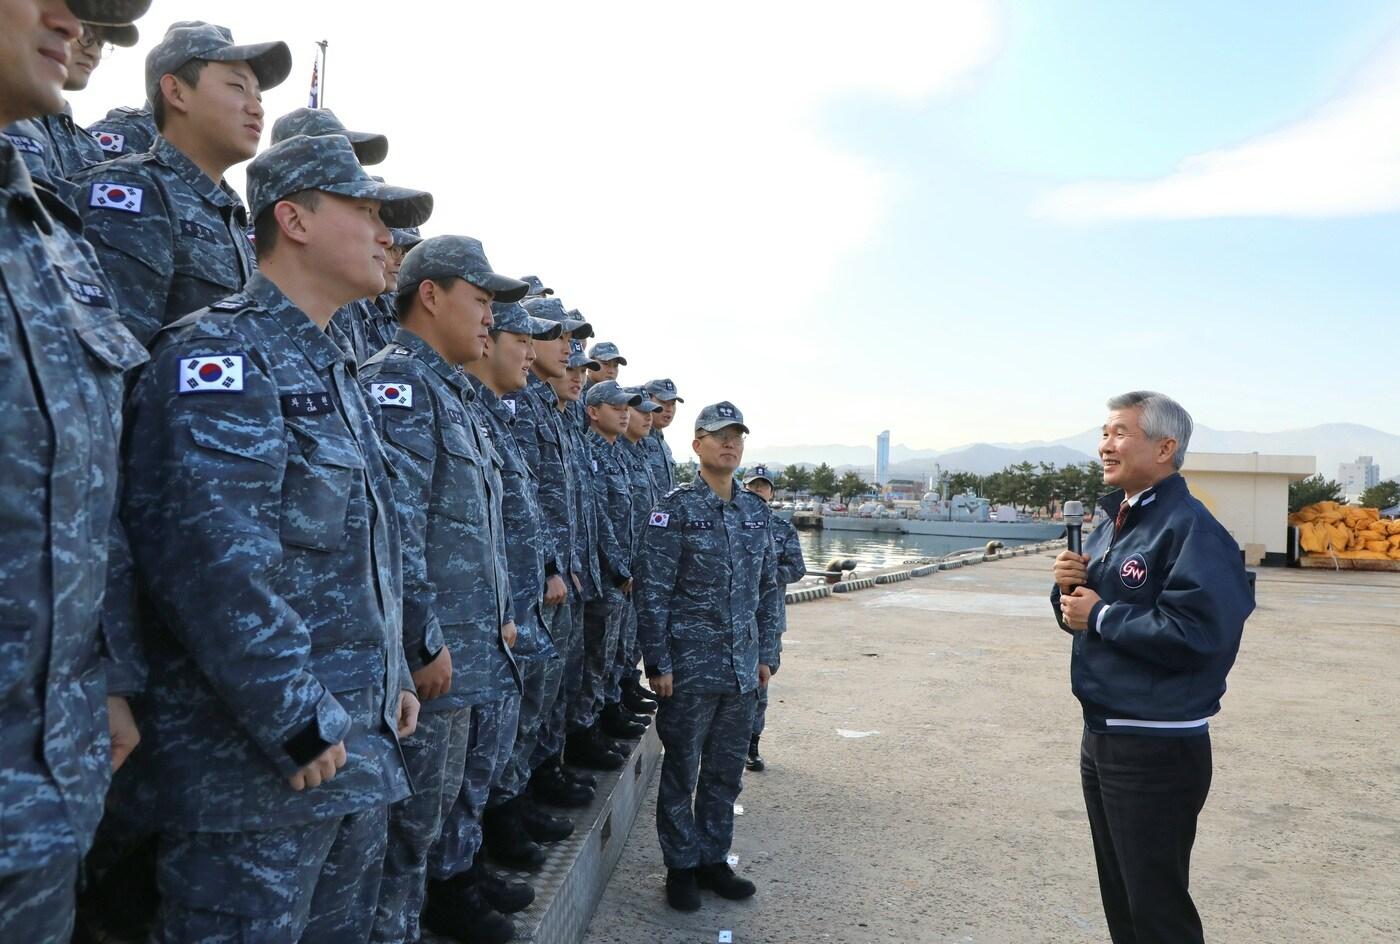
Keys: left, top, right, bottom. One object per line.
{"left": 649, "top": 511, "right": 671, "bottom": 528}
{"left": 89, "top": 130, "right": 125, "bottom": 153}
{"left": 371, "top": 382, "right": 413, "bottom": 408}
{"left": 281, "top": 391, "right": 333, "bottom": 416}
{"left": 4, "top": 131, "right": 44, "bottom": 155}
{"left": 89, "top": 182, "right": 143, "bottom": 213}
{"left": 179, "top": 354, "right": 244, "bottom": 394}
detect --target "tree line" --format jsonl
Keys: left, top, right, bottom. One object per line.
{"left": 1289, "top": 474, "right": 1400, "bottom": 513}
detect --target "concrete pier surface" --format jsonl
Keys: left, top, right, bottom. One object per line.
{"left": 583, "top": 552, "right": 1400, "bottom": 944}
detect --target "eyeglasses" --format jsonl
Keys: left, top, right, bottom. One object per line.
{"left": 700, "top": 430, "right": 746, "bottom": 445}
{"left": 76, "top": 28, "right": 113, "bottom": 53}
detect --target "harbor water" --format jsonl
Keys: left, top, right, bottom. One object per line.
{"left": 794, "top": 528, "right": 1043, "bottom": 571}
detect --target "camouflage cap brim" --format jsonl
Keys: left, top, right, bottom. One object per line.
{"left": 95, "top": 23, "right": 140, "bottom": 46}
{"left": 467, "top": 272, "right": 530, "bottom": 304}
{"left": 697, "top": 419, "right": 750, "bottom": 434}
{"left": 343, "top": 131, "right": 389, "bottom": 166}
{"left": 560, "top": 318, "right": 593, "bottom": 340}
{"left": 321, "top": 180, "right": 434, "bottom": 229}
{"left": 69, "top": 0, "right": 151, "bottom": 25}
{"left": 527, "top": 316, "right": 563, "bottom": 340}
{"left": 203, "top": 40, "right": 293, "bottom": 93}
{"left": 568, "top": 353, "right": 602, "bottom": 370}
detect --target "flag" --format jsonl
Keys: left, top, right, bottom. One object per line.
{"left": 307, "top": 58, "right": 320, "bottom": 108}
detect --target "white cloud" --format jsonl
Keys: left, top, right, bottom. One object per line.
{"left": 1036, "top": 30, "right": 1400, "bottom": 222}
{"left": 72, "top": 0, "right": 1002, "bottom": 446}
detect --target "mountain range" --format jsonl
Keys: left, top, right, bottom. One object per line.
{"left": 750, "top": 423, "right": 1400, "bottom": 480}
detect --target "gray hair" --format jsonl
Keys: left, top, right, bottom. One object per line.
{"left": 1106, "top": 391, "right": 1193, "bottom": 469}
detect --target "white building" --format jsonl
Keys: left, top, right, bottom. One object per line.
{"left": 1338, "top": 455, "right": 1380, "bottom": 500}
{"left": 875, "top": 430, "right": 890, "bottom": 485}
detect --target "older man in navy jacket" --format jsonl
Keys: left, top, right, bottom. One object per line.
{"left": 1052, "top": 391, "right": 1253, "bottom": 944}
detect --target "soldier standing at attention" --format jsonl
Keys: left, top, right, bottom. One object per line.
{"left": 118, "top": 132, "right": 432, "bottom": 940}
{"left": 357, "top": 236, "right": 527, "bottom": 944}
{"left": 0, "top": 2, "right": 151, "bottom": 941}
{"left": 367, "top": 226, "right": 422, "bottom": 353}
{"left": 636, "top": 402, "right": 783, "bottom": 912}
{"left": 642, "top": 377, "right": 683, "bottom": 493}
{"left": 740, "top": 465, "right": 806, "bottom": 772}
{"left": 73, "top": 21, "right": 292, "bottom": 346}
{"left": 586, "top": 339, "right": 625, "bottom": 385}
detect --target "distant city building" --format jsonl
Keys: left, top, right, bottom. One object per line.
{"left": 875, "top": 430, "right": 890, "bottom": 485}
{"left": 1338, "top": 455, "right": 1380, "bottom": 500}
{"left": 882, "top": 478, "right": 921, "bottom": 500}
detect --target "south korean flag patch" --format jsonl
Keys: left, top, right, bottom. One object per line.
{"left": 371, "top": 382, "right": 414, "bottom": 408}
{"left": 89, "top": 182, "right": 143, "bottom": 213}
{"left": 89, "top": 130, "right": 125, "bottom": 153}
{"left": 179, "top": 355, "right": 244, "bottom": 394}
{"left": 648, "top": 511, "right": 670, "bottom": 529}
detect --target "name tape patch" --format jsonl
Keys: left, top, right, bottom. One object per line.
{"left": 58, "top": 268, "right": 111, "bottom": 308}
{"left": 179, "top": 218, "right": 219, "bottom": 243}
{"left": 89, "top": 130, "right": 125, "bottom": 153}
{"left": 649, "top": 512, "right": 670, "bottom": 528}
{"left": 685, "top": 520, "right": 714, "bottom": 531}
{"left": 281, "top": 392, "right": 333, "bottom": 416}
{"left": 742, "top": 520, "right": 766, "bottom": 529}
{"left": 179, "top": 354, "right": 244, "bottom": 394}
{"left": 4, "top": 132, "right": 43, "bottom": 155}
{"left": 371, "top": 382, "right": 413, "bottom": 408}
{"left": 89, "top": 182, "right": 143, "bottom": 213}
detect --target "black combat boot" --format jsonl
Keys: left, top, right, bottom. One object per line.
{"left": 599, "top": 701, "right": 647, "bottom": 739}
{"left": 696, "top": 861, "right": 757, "bottom": 900}
{"left": 665, "top": 867, "right": 702, "bottom": 912}
{"left": 423, "top": 871, "right": 515, "bottom": 944}
{"left": 554, "top": 750, "right": 597, "bottom": 788}
{"left": 566, "top": 726, "right": 624, "bottom": 771}
{"left": 529, "top": 758, "right": 594, "bottom": 808}
{"left": 621, "top": 678, "right": 658, "bottom": 714}
{"left": 472, "top": 851, "right": 535, "bottom": 915}
{"left": 482, "top": 797, "right": 546, "bottom": 871}
{"left": 517, "top": 791, "right": 574, "bottom": 843}
{"left": 746, "top": 734, "right": 765, "bottom": 772}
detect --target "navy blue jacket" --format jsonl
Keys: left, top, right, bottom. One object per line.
{"left": 1051, "top": 473, "right": 1252, "bottom": 735}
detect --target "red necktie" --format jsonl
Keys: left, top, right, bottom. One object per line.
{"left": 1115, "top": 500, "right": 1130, "bottom": 532}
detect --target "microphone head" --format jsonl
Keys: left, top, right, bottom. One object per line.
{"left": 1063, "top": 500, "right": 1084, "bottom": 523}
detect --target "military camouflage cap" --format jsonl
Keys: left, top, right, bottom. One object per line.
{"left": 391, "top": 226, "right": 423, "bottom": 249}
{"left": 145, "top": 22, "right": 292, "bottom": 106}
{"left": 399, "top": 235, "right": 527, "bottom": 302}
{"left": 743, "top": 464, "right": 775, "bottom": 486}
{"left": 247, "top": 133, "right": 433, "bottom": 228}
{"left": 588, "top": 341, "right": 626, "bottom": 365}
{"left": 564, "top": 308, "right": 595, "bottom": 340}
{"left": 585, "top": 380, "right": 643, "bottom": 408}
{"left": 695, "top": 401, "right": 749, "bottom": 434}
{"left": 492, "top": 301, "right": 562, "bottom": 339}
{"left": 643, "top": 377, "right": 684, "bottom": 403}
{"left": 70, "top": 0, "right": 150, "bottom": 26}
{"left": 520, "top": 275, "right": 553, "bottom": 297}
{"left": 92, "top": 23, "right": 141, "bottom": 47}
{"left": 625, "top": 387, "right": 661, "bottom": 413}
{"left": 524, "top": 297, "right": 594, "bottom": 340}
{"left": 271, "top": 107, "right": 388, "bottom": 165}
{"left": 568, "top": 338, "right": 601, "bottom": 370}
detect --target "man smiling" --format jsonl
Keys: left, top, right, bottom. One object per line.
{"left": 74, "top": 21, "right": 291, "bottom": 345}
{"left": 1052, "top": 391, "right": 1253, "bottom": 944}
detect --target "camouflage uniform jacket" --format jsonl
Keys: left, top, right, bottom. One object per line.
{"left": 361, "top": 329, "right": 519, "bottom": 705}
{"left": 503, "top": 375, "right": 575, "bottom": 579}
{"left": 364, "top": 293, "right": 399, "bottom": 354}
{"left": 85, "top": 104, "right": 157, "bottom": 160}
{"left": 587, "top": 431, "right": 634, "bottom": 586}
{"left": 621, "top": 437, "right": 659, "bottom": 555}
{"left": 771, "top": 514, "right": 806, "bottom": 640}
{"left": 329, "top": 296, "right": 376, "bottom": 366}
{"left": 118, "top": 272, "right": 412, "bottom": 831}
{"left": 73, "top": 135, "right": 254, "bottom": 346}
{"left": 563, "top": 413, "right": 603, "bottom": 601}
{"left": 635, "top": 476, "right": 783, "bottom": 694}
{"left": 645, "top": 428, "right": 677, "bottom": 493}
{"left": 3, "top": 119, "right": 63, "bottom": 199}
{"left": 470, "top": 376, "right": 554, "bottom": 659}
{"left": 0, "top": 144, "right": 148, "bottom": 871}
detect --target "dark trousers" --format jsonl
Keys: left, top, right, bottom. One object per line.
{"left": 1080, "top": 728, "right": 1213, "bottom": 944}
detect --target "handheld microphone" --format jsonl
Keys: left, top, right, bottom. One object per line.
{"left": 1063, "top": 501, "right": 1084, "bottom": 555}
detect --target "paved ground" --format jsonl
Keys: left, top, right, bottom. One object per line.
{"left": 582, "top": 552, "right": 1400, "bottom": 944}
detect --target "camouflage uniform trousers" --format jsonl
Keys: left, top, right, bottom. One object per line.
{"left": 573, "top": 585, "right": 626, "bottom": 731}
{"left": 533, "top": 598, "right": 583, "bottom": 766}
{"left": 488, "top": 643, "right": 564, "bottom": 807}
{"left": 654, "top": 689, "right": 759, "bottom": 869}
{"left": 152, "top": 806, "right": 388, "bottom": 943}
{"left": 427, "top": 691, "right": 521, "bottom": 881}
{"left": 753, "top": 684, "right": 770, "bottom": 736}
{"left": 606, "top": 596, "right": 644, "bottom": 705}
{"left": 371, "top": 705, "right": 471, "bottom": 944}
{"left": 0, "top": 854, "right": 79, "bottom": 943}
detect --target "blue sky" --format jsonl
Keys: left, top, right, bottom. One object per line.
{"left": 74, "top": 2, "right": 1400, "bottom": 452}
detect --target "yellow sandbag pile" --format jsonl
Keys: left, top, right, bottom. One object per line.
{"left": 1289, "top": 502, "right": 1400, "bottom": 560}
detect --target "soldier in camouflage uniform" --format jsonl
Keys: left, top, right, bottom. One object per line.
{"left": 740, "top": 465, "right": 807, "bottom": 772}
{"left": 72, "top": 21, "right": 292, "bottom": 346}
{"left": 270, "top": 106, "right": 390, "bottom": 364}
{"left": 0, "top": 3, "right": 150, "bottom": 940}
{"left": 519, "top": 273, "right": 552, "bottom": 298}
{"left": 358, "top": 235, "right": 526, "bottom": 944}
{"left": 575, "top": 381, "right": 644, "bottom": 764}
{"left": 587, "top": 339, "right": 625, "bottom": 385}
{"left": 366, "top": 226, "right": 422, "bottom": 354}
{"left": 636, "top": 402, "right": 784, "bottom": 912}
{"left": 87, "top": 103, "right": 155, "bottom": 159}
{"left": 116, "top": 132, "right": 431, "bottom": 941}
{"left": 643, "top": 377, "right": 683, "bottom": 493}
{"left": 466, "top": 303, "right": 584, "bottom": 878}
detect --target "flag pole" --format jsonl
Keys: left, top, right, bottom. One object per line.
{"left": 316, "top": 40, "right": 329, "bottom": 108}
